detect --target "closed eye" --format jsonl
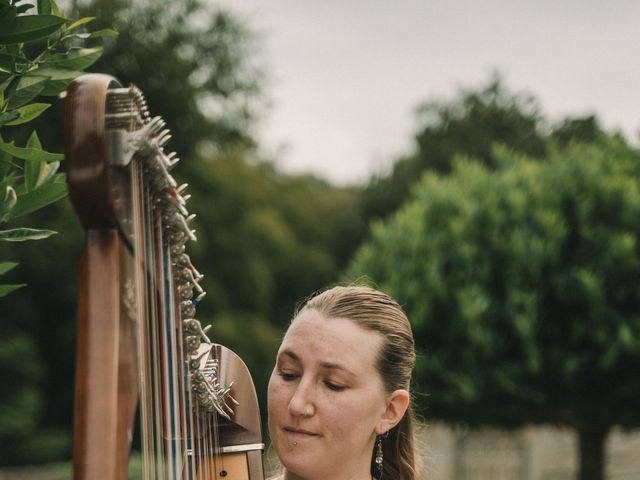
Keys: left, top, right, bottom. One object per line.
{"left": 324, "top": 381, "right": 346, "bottom": 392}
{"left": 279, "top": 371, "right": 298, "bottom": 381}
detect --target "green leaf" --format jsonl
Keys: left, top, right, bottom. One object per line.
{"left": 4, "top": 44, "right": 20, "bottom": 57}
{"left": 16, "top": 4, "right": 35, "bottom": 14}
{"left": 0, "top": 283, "right": 26, "bottom": 297}
{"left": 0, "top": 14, "right": 67, "bottom": 45}
{"left": 50, "top": 0, "right": 61, "bottom": 16}
{"left": 24, "top": 131, "right": 45, "bottom": 192}
{"left": 0, "top": 54, "right": 15, "bottom": 72}
{"left": 33, "top": 66, "right": 82, "bottom": 96}
{"left": 0, "top": 227, "right": 57, "bottom": 241}
{"left": 0, "top": 185, "right": 17, "bottom": 223}
{"left": 0, "top": 261, "right": 19, "bottom": 275}
{"left": 61, "top": 32, "right": 90, "bottom": 40}
{"left": 45, "top": 46, "right": 103, "bottom": 70}
{"left": 1, "top": 103, "right": 50, "bottom": 126}
{"left": 28, "top": 67, "right": 80, "bottom": 80}
{"left": 0, "top": 141, "right": 63, "bottom": 162}
{"left": 63, "top": 16, "right": 94, "bottom": 31}
{"left": 0, "top": 75, "right": 10, "bottom": 103}
{"left": 15, "top": 74, "right": 48, "bottom": 91}
{"left": 0, "top": 5, "right": 17, "bottom": 27}
{"left": 26, "top": 130, "right": 42, "bottom": 150}
{"left": 88, "top": 28, "right": 118, "bottom": 38}
{"left": 37, "top": 160, "right": 59, "bottom": 187}
{"left": 0, "top": 110, "right": 20, "bottom": 124}
{"left": 62, "top": 29, "right": 118, "bottom": 41}
{"left": 6, "top": 75, "right": 47, "bottom": 109}
{"left": 0, "top": 148, "right": 12, "bottom": 178}
{"left": 0, "top": 75, "right": 14, "bottom": 94}
{"left": 37, "top": 0, "right": 51, "bottom": 15}
{"left": 8, "top": 179, "right": 66, "bottom": 219}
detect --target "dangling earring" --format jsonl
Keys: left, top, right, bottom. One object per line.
{"left": 375, "top": 435, "right": 384, "bottom": 479}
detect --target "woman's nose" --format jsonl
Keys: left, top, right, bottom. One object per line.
{"left": 288, "top": 379, "right": 316, "bottom": 417}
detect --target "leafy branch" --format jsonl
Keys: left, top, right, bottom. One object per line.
{"left": 0, "top": 0, "right": 116, "bottom": 297}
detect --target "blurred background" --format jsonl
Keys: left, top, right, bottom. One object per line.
{"left": 1, "top": 0, "right": 640, "bottom": 479}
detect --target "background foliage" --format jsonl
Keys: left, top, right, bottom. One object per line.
{"left": 0, "top": 0, "right": 366, "bottom": 465}
{"left": 0, "top": 0, "right": 112, "bottom": 463}
{"left": 1, "top": 1, "right": 639, "bottom": 479}
{"left": 0, "top": 0, "right": 113, "bottom": 296}
{"left": 349, "top": 138, "right": 640, "bottom": 480}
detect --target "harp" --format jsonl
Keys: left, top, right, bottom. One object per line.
{"left": 65, "top": 74, "right": 265, "bottom": 479}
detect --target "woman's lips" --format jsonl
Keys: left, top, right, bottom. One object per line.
{"left": 283, "top": 426, "right": 319, "bottom": 437}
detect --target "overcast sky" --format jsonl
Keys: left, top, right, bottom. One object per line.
{"left": 214, "top": 0, "right": 640, "bottom": 185}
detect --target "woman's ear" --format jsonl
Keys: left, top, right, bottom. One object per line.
{"left": 376, "top": 389, "right": 410, "bottom": 435}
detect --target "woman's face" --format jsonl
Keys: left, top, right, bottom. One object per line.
{"left": 267, "top": 309, "right": 389, "bottom": 480}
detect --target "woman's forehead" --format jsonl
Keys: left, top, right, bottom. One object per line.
{"left": 280, "top": 310, "right": 383, "bottom": 368}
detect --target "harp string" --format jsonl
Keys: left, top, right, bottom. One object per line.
{"left": 106, "top": 83, "right": 229, "bottom": 479}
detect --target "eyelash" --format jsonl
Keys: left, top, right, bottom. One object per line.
{"left": 279, "top": 371, "right": 298, "bottom": 381}
{"left": 324, "top": 381, "right": 346, "bottom": 392}
{"left": 278, "top": 371, "right": 346, "bottom": 392}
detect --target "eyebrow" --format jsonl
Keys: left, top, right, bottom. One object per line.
{"left": 280, "top": 349, "right": 356, "bottom": 377}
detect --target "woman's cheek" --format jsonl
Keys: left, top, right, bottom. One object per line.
{"left": 268, "top": 377, "right": 286, "bottom": 414}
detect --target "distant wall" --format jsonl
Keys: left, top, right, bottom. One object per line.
{"left": 421, "top": 423, "right": 640, "bottom": 480}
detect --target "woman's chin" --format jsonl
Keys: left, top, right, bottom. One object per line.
{"left": 279, "top": 451, "right": 319, "bottom": 479}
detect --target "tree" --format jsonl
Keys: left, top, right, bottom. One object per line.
{"left": 0, "top": 0, "right": 111, "bottom": 296}
{"left": 363, "top": 76, "right": 548, "bottom": 220}
{"left": 71, "top": 0, "right": 368, "bottom": 425}
{"left": 184, "top": 148, "right": 365, "bottom": 413}
{"left": 79, "top": 0, "right": 264, "bottom": 160}
{"left": 362, "top": 76, "right": 610, "bottom": 222}
{"left": 0, "top": 0, "right": 367, "bottom": 465}
{"left": 348, "top": 138, "right": 640, "bottom": 480}
{"left": 0, "top": 0, "right": 112, "bottom": 464}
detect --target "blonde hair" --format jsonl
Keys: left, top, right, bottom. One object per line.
{"left": 297, "top": 285, "right": 419, "bottom": 480}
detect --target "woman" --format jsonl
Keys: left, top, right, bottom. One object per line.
{"left": 267, "top": 285, "right": 419, "bottom": 480}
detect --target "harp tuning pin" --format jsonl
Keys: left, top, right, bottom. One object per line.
{"left": 175, "top": 192, "right": 187, "bottom": 206}
{"left": 166, "top": 153, "right": 180, "bottom": 170}
{"left": 187, "top": 261, "right": 199, "bottom": 273}
{"left": 176, "top": 216, "right": 197, "bottom": 241}
{"left": 193, "top": 292, "right": 206, "bottom": 305}
{"left": 166, "top": 173, "right": 178, "bottom": 188}
{"left": 157, "top": 130, "right": 172, "bottom": 147}
{"left": 147, "top": 116, "right": 164, "bottom": 135}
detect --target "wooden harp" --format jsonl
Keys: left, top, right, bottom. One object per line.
{"left": 65, "top": 73, "right": 265, "bottom": 480}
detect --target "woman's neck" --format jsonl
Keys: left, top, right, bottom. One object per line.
{"left": 283, "top": 470, "right": 374, "bottom": 480}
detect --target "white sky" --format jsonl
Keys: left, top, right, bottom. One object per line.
{"left": 214, "top": 0, "right": 640, "bottom": 185}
